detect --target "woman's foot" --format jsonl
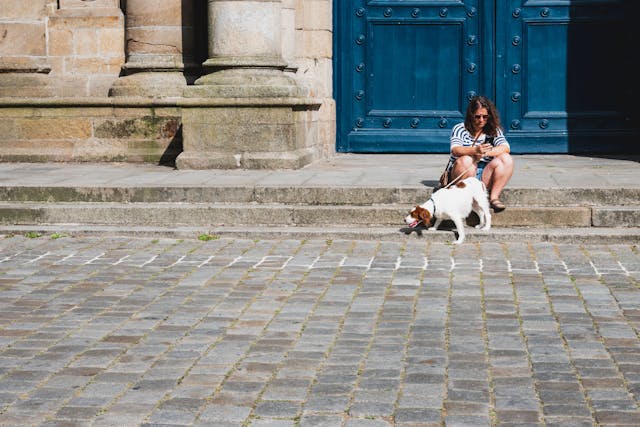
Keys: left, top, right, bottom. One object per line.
{"left": 490, "top": 199, "right": 506, "bottom": 212}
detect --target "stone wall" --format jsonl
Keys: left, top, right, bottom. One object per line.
{"left": 0, "top": 99, "right": 182, "bottom": 164}
{"left": 0, "top": 0, "right": 124, "bottom": 97}
{"left": 0, "top": 0, "right": 335, "bottom": 167}
{"left": 291, "top": 0, "right": 335, "bottom": 159}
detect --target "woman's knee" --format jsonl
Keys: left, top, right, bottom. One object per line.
{"left": 452, "top": 157, "right": 476, "bottom": 178}
{"left": 455, "top": 155, "right": 475, "bottom": 169}
{"left": 491, "top": 153, "right": 513, "bottom": 171}
{"left": 497, "top": 153, "right": 514, "bottom": 168}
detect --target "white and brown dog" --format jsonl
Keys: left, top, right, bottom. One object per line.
{"left": 405, "top": 177, "right": 491, "bottom": 244}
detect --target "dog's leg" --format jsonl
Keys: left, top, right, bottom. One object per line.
{"left": 451, "top": 217, "right": 466, "bottom": 244}
{"left": 474, "top": 196, "right": 491, "bottom": 230}
{"left": 473, "top": 203, "right": 485, "bottom": 229}
{"left": 481, "top": 207, "right": 491, "bottom": 230}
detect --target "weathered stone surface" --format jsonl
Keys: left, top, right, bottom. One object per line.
{"left": 592, "top": 206, "right": 640, "bottom": 227}
{"left": 0, "top": 23, "right": 46, "bottom": 55}
{"left": 0, "top": 1, "right": 47, "bottom": 19}
{"left": 0, "top": 0, "right": 333, "bottom": 166}
{"left": 0, "top": 103, "right": 181, "bottom": 163}
{"left": 491, "top": 207, "right": 591, "bottom": 227}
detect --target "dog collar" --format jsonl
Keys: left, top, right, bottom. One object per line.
{"left": 427, "top": 197, "right": 436, "bottom": 215}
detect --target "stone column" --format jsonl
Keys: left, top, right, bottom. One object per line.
{"left": 0, "top": 0, "right": 54, "bottom": 97}
{"left": 178, "top": 0, "right": 319, "bottom": 169}
{"left": 189, "top": 0, "right": 300, "bottom": 96}
{"left": 109, "top": 0, "right": 196, "bottom": 97}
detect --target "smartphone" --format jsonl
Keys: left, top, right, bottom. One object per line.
{"left": 484, "top": 136, "right": 495, "bottom": 146}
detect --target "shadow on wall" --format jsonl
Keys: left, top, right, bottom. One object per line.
{"left": 118, "top": 0, "right": 208, "bottom": 81}
{"left": 186, "top": 0, "right": 209, "bottom": 84}
{"left": 567, "top": 1, "right": 640, "bottom": 157}
{"left": 158, "top": 125, "right": 183, "bottom": 168}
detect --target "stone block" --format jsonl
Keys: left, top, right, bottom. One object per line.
{"left": 59, "top": 0, "right": 119, "bottom": 9}
{"left": 1, "top": 79, "right": 58, "bottom": 98}
{"left": 71, "top": 138, "right": 128, "bottom": 161}
{"left": 94, "top": 117, "right": 180, "bottom": 140}
{"left": 0, "top": 23, "right": 46, "bottom": 56}
{"left": 59, "top": 76, "right": 89, "bottom": 97}
{"left": 75, "top": 28, "right": 99, "bottom": 55}
{"left": 0, "top": 1, "right": 47, "bottom": 19}
{"left": 303, "top": 30, "right": 332, "bottom": 58}
{"left": 0, "top": 140, "right": 75, "bottom": 162}
{"left": 178, "top": 101, "right": 319, "bottom": 169}
{"left": 49, "top": 12, "right": 123, "bottom": 30}
{"left": 592, "top": 207, "right": 640, "bottom": 227}
{"left": 0, "top": 104, "right": 182, "bottom": 163}
{"left": 125, "top": 0, "right": 183, "bottom": 27}
{"left": 0, "top": 57, "right": 50, "bottom": 74}
{"left": 66, "top": 57, "right": 123, "bottom": 75}
{"left": 48, "top": 28, "right": 74, "bottom": 56}
{"left": 491, "top": 207, "right": 591, "bottom": 227}
{"left": 0, "top": 119, "right": 16, "bottom": 137}
{"left": 16, "top": 117, "right": 92, "bottom": 140}
{"left": 303, "top": 0, "right": 332, "bottom": 31}
{"left": 182, "top": 107, "right": 296, "bottom": 152}
{"left": 126, "top": 28, "right": 183, "bottom": 55}
{"left": 99, "top": 28, "right": 125, "bottom": 56}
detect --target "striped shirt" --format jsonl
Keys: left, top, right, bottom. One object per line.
{"left": 449, "top": 122, "right": 509, "bottom": 163}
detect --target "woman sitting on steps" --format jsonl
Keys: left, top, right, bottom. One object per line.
{"left": 447, "top": 95, "right": 514, "bottom": 212}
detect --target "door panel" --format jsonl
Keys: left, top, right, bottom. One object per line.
{"left": 497, "top": 0, "right": 638, "bottom": 152}
{"left": 368, "top": 22, "right": 461, "bottom": 113}
{"left": 337, "top": 1, "right": 482, "bottom": 152}
{"left": 336, "top": 0, "right": 640, "bottom": 153}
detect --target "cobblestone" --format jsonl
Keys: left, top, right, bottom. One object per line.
{"left": 0, "top": 235, "right": 638, "bottom": 425}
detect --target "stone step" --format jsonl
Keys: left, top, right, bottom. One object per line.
{"left": 1, "top": 186, "right": 639, "bottom": 206}
{"left": 0, "top": 202, "right": 638, "bottom": 228}
{"left": 1, "top": 224, "right": 639, "bottom": 244}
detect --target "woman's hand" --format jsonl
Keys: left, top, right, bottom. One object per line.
{"left": 473, "top": 143, "right": 492, "bottom": 160}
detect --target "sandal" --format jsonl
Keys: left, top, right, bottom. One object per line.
{"left": 490, "top": 199, "right": 506, "bottom": 212}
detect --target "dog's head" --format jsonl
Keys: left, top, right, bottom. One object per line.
{"left": 405, "top": 205, "right": 432, "bottom": 228}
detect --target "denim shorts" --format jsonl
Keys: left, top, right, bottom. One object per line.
{"left": 476, "top": 160, "right": 489, "bottom": 180}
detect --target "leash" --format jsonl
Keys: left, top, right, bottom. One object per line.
{"left": 443, "top": 165, "right": 475, "bottom": 189}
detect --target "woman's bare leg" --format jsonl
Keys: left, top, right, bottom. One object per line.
{"left": 482, "top": 153, "right": 514, "bottom": 201}
{"left": 451, "top": 155, "right": 477, "bottom": 181}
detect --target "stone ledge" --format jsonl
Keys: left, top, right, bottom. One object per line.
{"left": 0, "top": 224, "right": 637, "bottom": 244}
{"left": 0, "top": 96, "right": 323, "bottom": 108}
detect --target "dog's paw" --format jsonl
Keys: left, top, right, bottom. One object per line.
{"left": 453, "top": 239, "right": 464, "bottom": 245}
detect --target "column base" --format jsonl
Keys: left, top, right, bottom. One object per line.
{"left": 187, "top": 68, "right": 306, "bottom": 98}
{"left": 177, "top": 100, "right": 320, "bottom": 170}
{"left": 109, "top": 71, "right": 187, "bottom": 98}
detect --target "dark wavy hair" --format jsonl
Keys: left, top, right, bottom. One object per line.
{"left": 464, "top": 96, "right": 502, "bottom": 137}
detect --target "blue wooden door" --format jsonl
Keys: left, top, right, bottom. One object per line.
{"left": 335, "top": 1, "right": 640, "bottom": 153}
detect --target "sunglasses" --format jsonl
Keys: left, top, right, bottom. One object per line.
{"left": 474, "top": 114, "right": 490, "bottom": 120}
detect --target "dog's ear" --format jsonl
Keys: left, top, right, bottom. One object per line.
{"left": 455, "top": 181, "right": 466, "bottom": 188}
{"left": 416, "top": 206, "right": 431, "bottom": 223}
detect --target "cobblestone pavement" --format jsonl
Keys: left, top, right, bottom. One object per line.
{"left": 0, "top": 235, "right": 638, "bottom": 427}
